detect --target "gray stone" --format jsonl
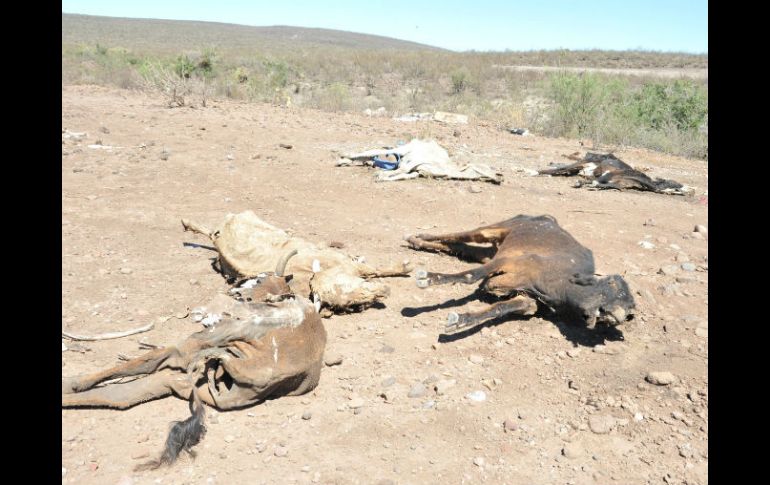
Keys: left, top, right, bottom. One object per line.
{"left": 588, "top": 415, "right": 616, "bottom": 434}
{"left": 681, "top": 263, "right": 697, "bottom": 272}
{"left": 646, "top": 371, "right": 677, "bottom": 386}
{"left": 408, "top": 383, "right": 427, "bottom": 398}
{"left": 274, "top": 446, "right": 288, "bottom": 457}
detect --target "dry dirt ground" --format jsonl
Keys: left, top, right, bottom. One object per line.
{"left": 62, "top": 85, "right": 708, "bottom": 485}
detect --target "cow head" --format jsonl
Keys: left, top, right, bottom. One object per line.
{"left": 568, "top": 274, "right": 635, "bottom": 328}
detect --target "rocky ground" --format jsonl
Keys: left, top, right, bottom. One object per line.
{"left": 62, "top": 85, "right": 708, "bottom": 485}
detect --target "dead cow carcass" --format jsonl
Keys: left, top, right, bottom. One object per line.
{"left": 182, "top": 210, "right": 412, "bottom": 313}
{"left": 338, "top": 139, "right": 503, "bottom": 183}
{"left": 62, "top": 254, "right": 327, "bottom": 469}
{"left": 406, "top": 215, "right": 635, "bottom": 333}
{"left": 539, "top": 152, "right": 691, "bottom": 195}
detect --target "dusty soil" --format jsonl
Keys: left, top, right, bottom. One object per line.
{"left": 62, "top": 85, "right": 708, "bottom": 485}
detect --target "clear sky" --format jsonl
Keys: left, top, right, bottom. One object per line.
{"left": 61, "top": 0, "right": 708, "bottom": 53}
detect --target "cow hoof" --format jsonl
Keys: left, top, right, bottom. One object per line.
{"left": 415, "top": 269, "right": 428, "bottom": 279}
{"left": 416, "top": 278, "right": 430, "bottom": 289}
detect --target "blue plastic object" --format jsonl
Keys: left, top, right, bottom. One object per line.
{"left": 373, "top": 153, "right": 401, "bottom": 170}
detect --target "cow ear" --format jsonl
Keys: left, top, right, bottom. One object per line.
{"left": 570, "top": 273, "right": 597, "bottom": 286}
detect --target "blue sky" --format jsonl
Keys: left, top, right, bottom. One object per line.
{"left": 61, "top": 0, "right": 708, "bottom": 53}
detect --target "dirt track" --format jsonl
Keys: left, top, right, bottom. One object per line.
{"left": 62, "top": 85, "right": 708, "bottom": 485}
{"left": 492, "top": 65, "right": 708, "bottom": 80}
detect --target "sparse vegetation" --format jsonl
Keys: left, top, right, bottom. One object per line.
{"left": 62, "top": 13, "right": 708, "bottom": 159}
{"left": 535, "top": 73, "right": 708, "bottom": 159}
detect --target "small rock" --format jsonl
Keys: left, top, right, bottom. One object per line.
{"left": 593, "top": 344, "right": 620, "bottom": 355}
{"left": 381, "top": 376, "right": 396, "bottom": 387}
{"left": 634, "top": 412, "right": 644, "bottom": 421}
{"left": 422, "top": 400, "right": 436, "bottom": 409}
{"left": 659, "top": 265, "right": 679, "bottom": 276}
{"left": 695, "top": 327, "right": 708, "bottom": 338}
{"left": 643, "top": 219, "right": 655, "bottom": 226}
{"left": 379, "top": 344, "right": 395, "bottom": 353}
{"left": 302, "top": 466, "right": 311, "bottom": 473}
{"left": 348, "top": 398, "right": 365, "bottom": 409}
{"left": 638, "top": 241, "right": 655, "bottom": 249}
{"left": 469, "top": 185, "right": 482, "bottom": 194}
{"left": 503, "top": 419, "right": 518, "bottom": 432}
{"left": 381, "top": 390, "right": 397, "bottom": 403}
{"left": 302, "top": 411, "right": 312, "bottom": 420}
{"left": 120, "top": 267, "right": 133, "bottom": 275}
{"left": 62, "top": 342, "right": 68, "bottom": 352}
{"left": 681, "top": 262, "right": 696, "bottom": 272}
{"left": 274, "top": 446, "right": 289, "bottom": 457}
{"left": 469, "top": 354, "right": 484, "bottom": 364}
{"left": 646, "top": 371, "right": 677, "bottom": 386}
{"left": 408, "top": 383, "right": 427, "bottom": 398}
{"left": 505, "top": 338, "right": 516, "bottom": 345}
{"left": 62, "top": 467, "right": 67, "bottom": 477}
{"left": 694, "top": 225, "right": 707, "bottom": 235}
{"left": 224, "top": 435, "right": 235, "bottom": 443}
{"left": 99, "top": 126, "right": 110, "bottom": 134}
{"left": 691, "top": 232, "right": 704, "bottom": 240}
{"left": 588, "top": 415, "right": 616, "bottom": 434}
{"left": 434, "top": 379, "right": 456, "bottom": 395}
{"left": 466, "top": 390, "right": 487, "bottom": 402}
{"left": 324, "top": 353, "right": 343, "bottom": 366}
{"left": 279, "top": 143, "right": 293, "bottom": 149}
{"left": 675, "top": 252, "right": 690, "bottom": 263}
{"left": 678, "top": 443, "right": 694, "bottom": 458}
{"left": 562, "top": 442, "right": 583, "bottom": 459}
{"left": 566, "top": 348, "right": 581, "bottom": 358}
{"left": 473, "top": 457, "right": 485, "bottom": 467}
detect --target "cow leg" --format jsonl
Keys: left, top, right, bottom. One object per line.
{"left": 538, "top": 160, "right": 586, "bottom": 176}
{"left": 356, "top": 260, "right": 413, "bottom": 278}
{"left": 409, "top": 224, "right": 511, "bottom": 246}
{"left": 445, "top": 295, "right": 538, "bottom": 333}
{"left": 62, "top": 347, "right": 187, "bottom": 394}
{"left": 62, "top": 369, "right": 183, "bottom": 409}
{"left": 415, "top": 258, "right": 507, "bottom": 288}
{"left": 407, "top": 225, "right": 510, "bottom": 262}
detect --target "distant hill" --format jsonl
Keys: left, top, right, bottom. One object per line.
{"left": 62, "top": 13, "right": 447, "bottom": 53}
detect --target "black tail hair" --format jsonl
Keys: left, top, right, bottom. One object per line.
{"left": 135, "top": 389, "right": 206, "bottom": 471}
